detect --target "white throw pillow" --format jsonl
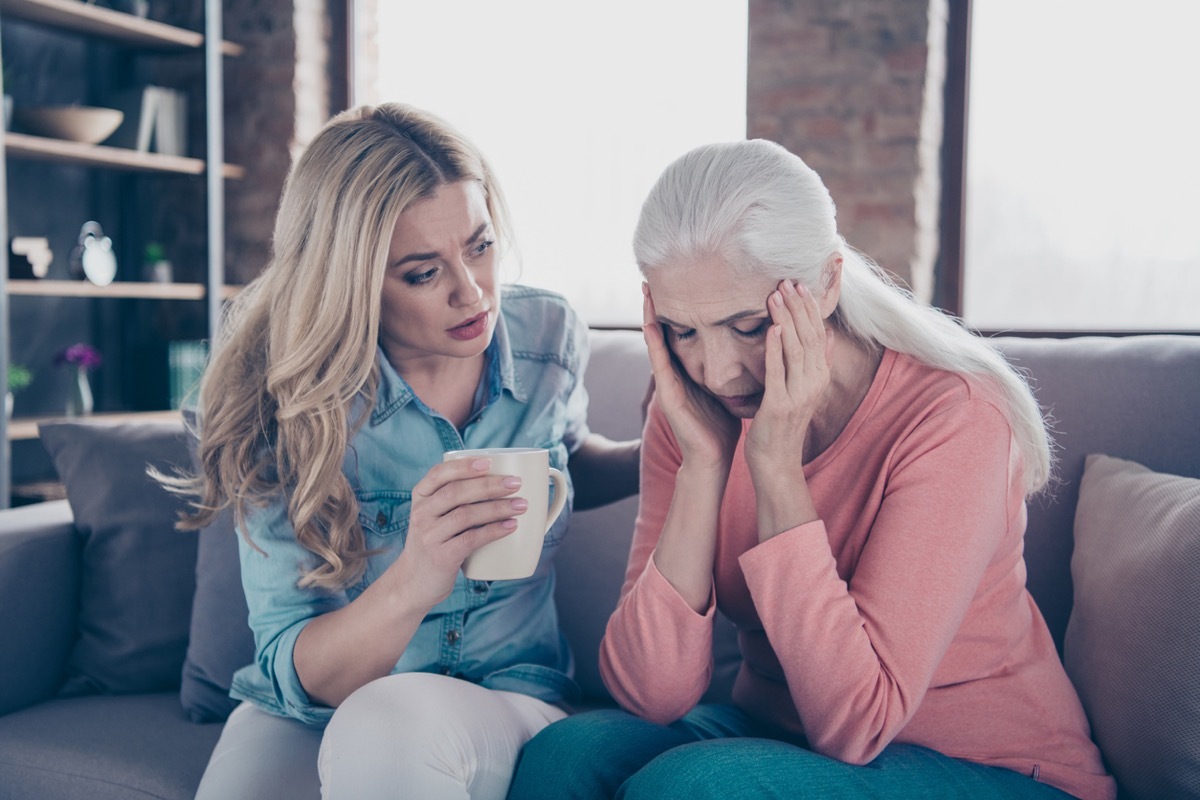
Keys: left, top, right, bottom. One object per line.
{"left": 1064, "top": 453, "right": 1200, "bottom": 800}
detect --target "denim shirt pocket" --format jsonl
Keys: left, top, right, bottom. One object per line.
{"left": 357, "top": 489, "right": 413, "bottom": 536}
{"left": 355, "top": 489, "right": 413, "bottom": 584}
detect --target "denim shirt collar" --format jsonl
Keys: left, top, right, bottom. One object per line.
{"left": 368, "top": 310, "right": 525, "bottom": 428}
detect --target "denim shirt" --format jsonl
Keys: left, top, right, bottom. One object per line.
{"left": 229, "top": 286, "right": 591, "bottom": 726}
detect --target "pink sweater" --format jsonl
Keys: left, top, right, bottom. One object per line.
{"left": 599, "top": 349, "right": 1115, "bottom": 800}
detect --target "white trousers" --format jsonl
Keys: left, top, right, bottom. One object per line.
{"left": 319, "top": 672, "right": 566, "bottom": 800}
{"left": 195, "top": 673, "right": 566, "bottom": 800}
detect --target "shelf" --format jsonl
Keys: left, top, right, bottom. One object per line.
{"left": 4, "top": 132, "right": 245, "bottom": 178}
{"left": 7, "top": 279, "right": 210, "bottom": 299}
{"left": 0, "top": 0, "right": 243, "bottom": 55}
{"left": 7, "top": 408, "right": 182, "bottom": 441}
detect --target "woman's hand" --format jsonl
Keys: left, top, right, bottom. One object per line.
{"left": 745, "top": 280, "right": 833, "bottom": 482}
{"left": 389, "top": 458, "right": 526, "bottom": 609}
{"left": 642, "top": 284, "right": 741, "bottom": 470}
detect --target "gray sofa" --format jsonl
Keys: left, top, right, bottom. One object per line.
{"left": 1, "top": 329, "right": 1197, "bottom": 800}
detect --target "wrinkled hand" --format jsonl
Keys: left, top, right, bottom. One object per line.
{"left": 641, "top": 284, "right": 741, "bottom": 469}
{"left": 391, "top": 458, "right": 526, "bottom": 609}
{"left": 745, "top": 280, "right": 833, "bottom": 481}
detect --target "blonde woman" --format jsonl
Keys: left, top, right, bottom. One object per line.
{"left": 183, "top": 104, "right": 638, "bottom": 800}
{"left": 508, "top": 140, "right": 1115, "bottom": 799}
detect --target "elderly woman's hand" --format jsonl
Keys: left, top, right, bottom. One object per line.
{"left": 745, "top": 280, "right": 832, "bottom": 481}
{"left": 641, "top": 284, "right": 741, "bottom": 470}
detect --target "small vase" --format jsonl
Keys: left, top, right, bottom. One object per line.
{"left": 67, "top": 366, "right": 94, "bottom": 417}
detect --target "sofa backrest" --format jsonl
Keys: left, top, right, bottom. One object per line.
{"left": 992, "top": 335, "right": 1200, "bottom": 650}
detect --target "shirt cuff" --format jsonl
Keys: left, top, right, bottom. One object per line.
{"left": 641, "top": 555, "right": 717, "bottom": 620}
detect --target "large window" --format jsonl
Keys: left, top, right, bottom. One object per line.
{"left": 358, "top": 2, "right": 748, "bottom": 327}
{"left": 962, "top": 1, "right": 1200, "bottom": 331}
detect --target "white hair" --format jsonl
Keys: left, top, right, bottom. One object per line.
{"left": 633, "top": 139, "right": 1051, "bottom": 495}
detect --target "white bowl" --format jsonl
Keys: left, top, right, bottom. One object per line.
{"left": 13, "top": 105, "right": 124, "bottom": 145}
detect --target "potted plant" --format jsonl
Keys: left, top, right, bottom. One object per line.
{"left": 55, "top": 343, "right": 102, "bottom": 416}
{"left": 143, "top": 241, "right": 172, "bottom": 283}
{"left": 6, "top": 364, "right": 31, "bottom": 419}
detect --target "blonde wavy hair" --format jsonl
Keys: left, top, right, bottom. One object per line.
{"left": 634, "top": 139, "right": 1053, "bottom": 495}
{"left": 173, "top": 103, "right": 511, "bottom": 590}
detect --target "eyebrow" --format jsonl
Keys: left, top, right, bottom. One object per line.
{"left": 657, "top": 309, "right": 768, "bottom": 328}
{"left": 393, "top": 222, "right": 491, "bottom": 268}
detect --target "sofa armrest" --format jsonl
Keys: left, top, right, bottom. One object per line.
{"left": 0, "top": 499, "right": 80, "bottom": 715}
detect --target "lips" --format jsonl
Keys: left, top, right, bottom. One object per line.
{"left": 447, "top": 311, "right": 489, "bottom": 341}
{"left": 716, "top": 391, "right": 763, "bottom": 410}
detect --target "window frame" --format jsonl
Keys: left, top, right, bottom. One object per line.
{"left": 937, "top": 0, "right": 1196, "bottom": 338}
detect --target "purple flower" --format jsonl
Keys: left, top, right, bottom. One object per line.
{"left": 55, "top": 343, "right": 103, "bottom": 370}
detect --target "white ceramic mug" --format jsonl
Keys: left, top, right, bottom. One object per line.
{"left": 442, "top": 447, "right": 567, "bottom": 580}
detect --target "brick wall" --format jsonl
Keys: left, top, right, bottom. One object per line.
{"left": 224, "top": 0, "right": 340, "bottom": 284}
{"left": 748, "top": 0, "right": 946, "bottom": 300}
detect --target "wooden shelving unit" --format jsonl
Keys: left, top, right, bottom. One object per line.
{"left": 0, "top": 0, "right": 236, "bottom": 506}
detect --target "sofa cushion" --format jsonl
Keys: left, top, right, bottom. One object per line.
{"left": 40, "top": 421, "right": 198, "bottom": 696}
{"left": 1064, "top": 454, "right": 1200, "bottom": 800}
{"left": 180, "top": 506, "right": 255, "bottom": 723}
{"left": 0, "top": 692, "right": 221, "bottom": 800}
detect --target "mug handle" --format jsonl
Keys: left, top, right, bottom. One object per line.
{"left": 543, "top": 468, "right": 568, "bottom": 535}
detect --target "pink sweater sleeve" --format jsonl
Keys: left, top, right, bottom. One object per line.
{"left": 738, "top": 397, "right": 1018, "bottom": 764}
{"left": 598, "top": 400, "right": 717, "bottom": 723}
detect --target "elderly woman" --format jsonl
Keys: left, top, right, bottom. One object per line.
{"left": 507, "top": 140, "right": 1115, "bottom": 800}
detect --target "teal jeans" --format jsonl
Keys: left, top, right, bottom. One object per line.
{"left": 506, "top": 705, "right": 1077, "bottom": 800}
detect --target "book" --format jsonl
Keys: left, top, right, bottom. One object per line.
{"left": 153, "top": 88, "right": 187, "bottom": 157}
{"left": 106, "top": 86, "right": 186, "bottom": 155}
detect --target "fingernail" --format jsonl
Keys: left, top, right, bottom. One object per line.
{"left": 471, "top": 458, "right": 491, "bottom": 471}
{"left": 502, "top": 476, "right": 522, "bottom": 489}
{"left": 782, "top": 281, "right": 796, "bottom": 295}
{"left": 502, "top": 518, "right": 518, "bottom": 530}
{"left": 771, "top": 291, "right": 783, "bottom": 306}
{"left": 795, "top": 282, "right": 807, "bottom": 296}
{"left": 510, "top": 498, "right": 528, "bottom": 511}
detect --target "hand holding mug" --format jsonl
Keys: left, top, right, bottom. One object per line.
{"left": 395, "top": 457, "right": 529, "bottom": 608}
{"left": 442, "top": 447, "right": 567, "bottom": 581}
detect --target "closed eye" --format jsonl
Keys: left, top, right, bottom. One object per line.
{"left": 666, "top": 325, "right": 696, "bottom": 342}
{"left": 733, "top": 320, "right": 769, "bottom": 339}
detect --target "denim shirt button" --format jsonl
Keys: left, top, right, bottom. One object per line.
{"left": 446, "top": 629, "right": 461, "bottom": 644}
{"left": 440, "top": 666, "right": 452, "bottom": 675}
{"left": 472, "top": 583, "right": 488, "bottom": 594}
{"left": 376, "top": 511, "right": 388, "bottom": 527}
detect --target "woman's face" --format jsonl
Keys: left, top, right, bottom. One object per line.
{"left": 646, "top": 254, "right": 778, "bottom": 418}
{"left": 379, "top": 180, "right": 499, "bottom": 369}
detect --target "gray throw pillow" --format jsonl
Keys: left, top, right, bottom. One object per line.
{"left": 39, "top": 421, "right": 198, "bottom": 696}
{"left": 1064, "top": 453, "right": 1200, "bottom": 800}
{"left": 180, "top": 506, "right": 255, "bottom": 722}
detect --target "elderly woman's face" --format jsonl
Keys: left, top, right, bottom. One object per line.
{"left": 646, "top": 255, "right": 778, "bottom": 418}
